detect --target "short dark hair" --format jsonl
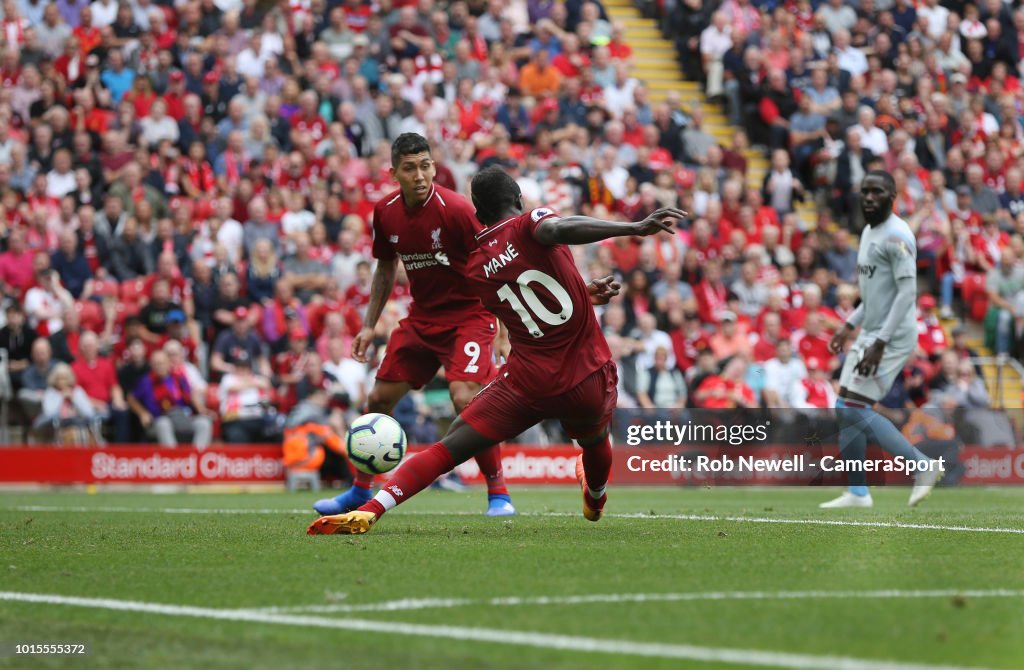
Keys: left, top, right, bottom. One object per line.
{"left": 860, "top": 169, "right": 892, "bottom": 192}
{"left": 864, "top": 169, "right": 895, "bottom": 192}
{"left": 390, "top": 133, "right": 431, "bottom": 167}
{"left": 471, "top": 166, "right": 521, "bottom": 224}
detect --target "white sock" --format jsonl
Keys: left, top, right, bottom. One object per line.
{"left": 587, "top": 486, "right": 606, "bottom": 500}
{"left": 374, "top": 489, "right": 398, "bottom": 512}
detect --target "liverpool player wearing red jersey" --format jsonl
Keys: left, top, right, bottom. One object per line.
{"left": 308, "top": 167, "right": 685, "bottom": 535}
{"left": 313, "top": 134, "right": 516, "bottom": 517}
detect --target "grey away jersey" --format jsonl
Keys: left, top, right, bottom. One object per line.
{"left": 856, "top": 213, "right": 918, "bottom": 345}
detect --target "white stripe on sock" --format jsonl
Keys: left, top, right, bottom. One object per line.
{"left": 375, "top": 490, "right": 398, "bottom": 511}
{"left": 587, "top": 486, "right": 606, "bottom": 500}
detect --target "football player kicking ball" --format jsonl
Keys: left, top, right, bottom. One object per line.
{"left": 308, "top": 167, "right": 686, "bottom": 535}
{"left": 821, "top": 170, "right": 944, "bottom": 509}
{"left": 313, "top": 133, "right": 516, "bottom": 517}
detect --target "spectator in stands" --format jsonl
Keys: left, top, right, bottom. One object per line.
{"left": 130, "top": 349, "right": 213, "bottom": 449}
{"left": 283, "top": 230, "right": 330, "bottom": 303}
{"left": 18, "top": 338, "right": 57, "bottom": 421}
{"left": 24, "top": 269, "right": 74, "bottom": 339}
{"left": 33, "top": 363, "right": 98, "bottom": 440}
{"left": 636, "top": 346, "right": 687, "bottom": 412}
{"left": 218, "top": 360, "right": 277, "bottom": 443}
{"left": 0, "top": 304, "right": 36, "bottom": 391}
{"left": 710, "top": 311, "right": 752, "bottom": 361}
{"left": 109, "top": 217, "right": 154, "bottom": 280}
{"left": 211, "top": 306, "right": 271, "bottom": 379}
{"left": 70, "top": 331, "right": 130, "bottom": 442}
{"left": 50, "top": 229, "right": 94, "bottom": 300}
{"left": 0, "top": 228, "right": 35, "bottom": 299}
{"left": 762, "top": 340, "right": 807, "bottom": 409}
{"left": 694, "top": 356, "right": 756, "bottom": 409}
{"left": 987, "top": 247, "right": 1024, "bottom": 358}
{"left": 946, "top": 359, "right": 991, "bottom": 409}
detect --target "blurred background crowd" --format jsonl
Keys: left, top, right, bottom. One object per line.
{"left": 0, "top": 0, "right": 1019, "bottom": 448}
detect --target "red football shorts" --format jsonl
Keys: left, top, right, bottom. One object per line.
{"left": 375, "top": 313, "right": 498, "bottom": 389}
{"left": 460, "top": 360, "right": 618, "bottom": 443}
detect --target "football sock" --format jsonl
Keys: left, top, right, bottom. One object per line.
{"left": 360, "top": 442, "right": 456, "bottom": 518}
{"left": 836, "top": 398, "right": 929, "bottom": 496}
{"left": 580, "top": 434, "right": 613, "bottom": 501}
{"left": 353, "top": 470, "right": 376, "bottom": 489}
{"left": 835, "top": 397, "right": 870, "bottom": 495}
{"left": 474, "top": 445, "right": 510, "bottom": 498}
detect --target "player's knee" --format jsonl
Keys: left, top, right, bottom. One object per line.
{"left": 449, "top": 387, "right": 477, "bottom": 413}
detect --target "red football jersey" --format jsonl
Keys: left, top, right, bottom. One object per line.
{"left": 466, "top": 208, "right": 611, "bottom": 397}
{"left": 371, "top": 185, "right": 489, "bottom": 323}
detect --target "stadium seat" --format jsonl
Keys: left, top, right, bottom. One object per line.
{"left": 91, "top": 278, "right": 120, "bottom": 298}
{"left": 120, "top": 278, "right": 147, "bottom": 303}
{"left": 75, "top": 300, "right": 104, "bottom": 332}
{"left": 962, "top": 274, "right": 988, "bottom": 322}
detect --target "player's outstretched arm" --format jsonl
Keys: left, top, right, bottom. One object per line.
{"left": 533, "top": 208, "right": 687, "bottom": 246}
{"left": 352, "top": 257, "right": 398, "bottom": 363}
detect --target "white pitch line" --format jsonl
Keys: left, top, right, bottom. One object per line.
{"left": 250, "top": 589, "right": 1024, "bottom": 614}
{"left": 9, "top": 505, "right": 1024, "bottom": 535}
{"left": 0, "top": 591, "right": 994, "bottom": 670}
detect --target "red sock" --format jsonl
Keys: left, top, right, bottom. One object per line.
{"left": 353, "top": 470, "right": 376, "bottom": 489}
{"left": 473, "top": 445, "right": 508, "bottom": 497}
{"left": 581, "top": 435, "right": 613, "bottom": 492}
{"left": 358, "top": 442, "right": 455, "bottom": 518}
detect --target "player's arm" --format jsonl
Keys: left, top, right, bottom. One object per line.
{"left": 533, "top": 208, "right": 687, "bottom": 246}
{"left": 351, "top": 257, "right": 398, "bottom": 363}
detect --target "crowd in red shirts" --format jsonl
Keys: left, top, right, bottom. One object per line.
{"left": 0, "top": 0, "right": 1010, "bottom": 445}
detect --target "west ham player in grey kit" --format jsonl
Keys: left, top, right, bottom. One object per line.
{"left": 822, "top": 171, "right": 944, "bottom": 508}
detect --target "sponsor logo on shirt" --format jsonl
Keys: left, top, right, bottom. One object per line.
{"left": 858, "top": 265, "right": 877, "bottom": 278}
{"left": 389, "top": 235, "right": 399, "bottom": 243}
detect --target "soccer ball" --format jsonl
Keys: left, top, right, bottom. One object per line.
{"left": 346, "top": 413, "right": 408, "bottom": 475}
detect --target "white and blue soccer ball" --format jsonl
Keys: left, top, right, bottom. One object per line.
{"left": 346, "top": 413, "right": 407, "bottom": 475}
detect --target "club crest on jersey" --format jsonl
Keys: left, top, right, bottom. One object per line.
{"left": 431, "top": 227, "right": 443, "bottom": 250}
{"left": 531, "top": 208, "right": 554, "bottom": 222}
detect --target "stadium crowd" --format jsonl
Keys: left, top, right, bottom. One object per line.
{"left": 0, "top": 0, "right": 1015, "bottom": 447}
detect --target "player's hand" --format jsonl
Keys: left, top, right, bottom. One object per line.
{"left": 351, "top": 327, "right": 375, "bottom": 363}
{"left": 856, "top": 340, "right": 886, "bottom": 377}
{"left": 494, "top": 329, "right": 511, "bottom": 362}
{"left": 631, "top": 208, "right": 687, "bottom": 237}
{"left": 829, "top": 325, "right": 854, "bottom": 354}
{"left": 587, "top": 275, "right": 621, "bottom": 305}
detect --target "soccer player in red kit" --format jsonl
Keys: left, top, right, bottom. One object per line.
{"left": 312, "top": 134, "right": 517, "bottom": 517}
{"left": 308, "top": 167, "right": 685, "bottom": 535}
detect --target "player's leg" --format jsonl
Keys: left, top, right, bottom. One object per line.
{"left": 823, "top": 343, "right": 942, "bottom": 508}
{"left": 450, "top": 380, "right": 513, "bottom": 516}
{"left": 569, "top": 426, "right": 613, "bottom": 521}
{"left": 559, "top": 361, "right": 619, "bottom": 521}
{"left": 444, "top": 317, "right": 514, "bottom": 516}
{"left": 307, "top": 417, "right": 500, "bottom": 535}
{"left": 313, "top": 380, "right": 411, "bottom": 515}
{"left": 820, "top": 388, "right": 876, "bottom": 508}
{"left": 308, "top": 376, "right": 538, "bottom": 535}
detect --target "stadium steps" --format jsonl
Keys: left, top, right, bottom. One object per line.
{"left": 962, "top": 334, "right": 1024, "bottom": 408}
{"left": 610, "top": 1, "right": 820, "bottom": 229}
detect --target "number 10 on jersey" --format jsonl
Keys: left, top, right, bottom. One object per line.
{"left": 496, "top": 270, "right": 574, "bottom": 338}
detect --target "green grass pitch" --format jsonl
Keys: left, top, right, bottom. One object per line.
{"left": 1, "top": 486, "right": 1023, "bottom": 670}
